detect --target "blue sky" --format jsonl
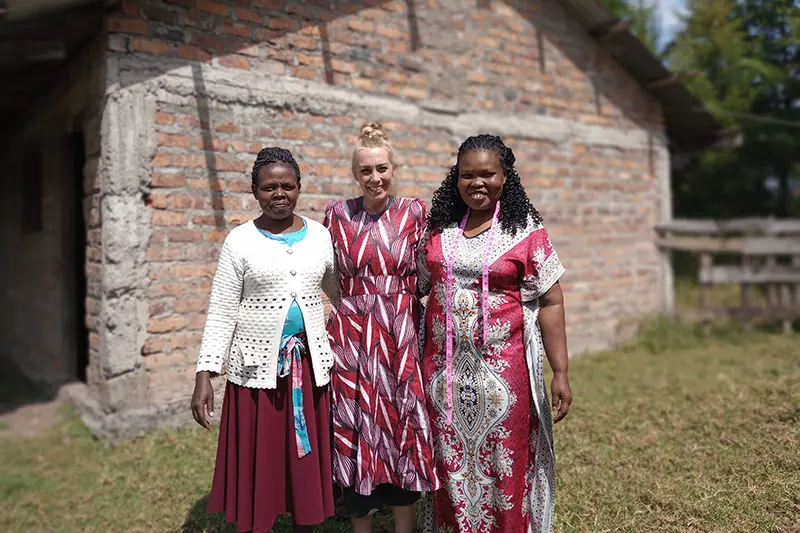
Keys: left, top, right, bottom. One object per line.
{"left": 656, "top": 0, "right": 687, "bottom": 44}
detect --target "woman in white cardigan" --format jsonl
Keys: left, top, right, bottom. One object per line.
{"left": 191, "top": 147, "right": 340, "bottom": 533}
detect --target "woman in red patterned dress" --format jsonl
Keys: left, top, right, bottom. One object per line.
{"left": 324, "top": 123, "right": 439, "bottom": 533}
{"left": 418, "top": 135, "right": 572, "bottom": 533}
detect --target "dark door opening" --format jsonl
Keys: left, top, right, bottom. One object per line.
{"left": 70, "top": 132, "right": 88, "bottom": 382}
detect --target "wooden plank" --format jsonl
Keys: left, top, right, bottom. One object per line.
{"left": 699, "top": 265, "right": 800, "bottom": 284}
{"left": 678, "top": 306, "right": 800, "bottom": 322}
{"left": 742, "top": 237, "right": 800, "bottom": 256}
{"left": 655, "top": 218, "right": 800, "bottom": 236}
{"left": 655, "top": 235, "right": 743, "bottom": 253}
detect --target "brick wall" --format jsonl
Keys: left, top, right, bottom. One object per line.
{"left": 59, "top": 0, "right": 669, "bottom": 436}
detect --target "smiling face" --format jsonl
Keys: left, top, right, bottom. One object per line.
{"left": 252, "top": 162, "right": 300, "bottom": 221}
{"left": 457, "top": 149, "right": 506, "bottom": 211}
{"left": 354, "top": 146, "right": 393, "bottom": 206}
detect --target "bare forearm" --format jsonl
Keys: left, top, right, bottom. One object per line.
{"left": 539, "top": 299, "right": 568, "bottom": 375}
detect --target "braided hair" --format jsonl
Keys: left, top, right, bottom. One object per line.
{"left": 251, "top": 147, "right": 302, "bottom": 188}
{"left": 427, "top": 134, "right": 542, "bottom": 236}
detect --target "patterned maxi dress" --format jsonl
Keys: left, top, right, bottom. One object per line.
{"left": 418, "top": 218, "right": 565, "bottom": 533}
{"left": 325, "top": 197, "right": 439, "bottom": 495}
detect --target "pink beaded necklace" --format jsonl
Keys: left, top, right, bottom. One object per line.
{"left": 444, "top": 201, "right": 500, "bottom": 425}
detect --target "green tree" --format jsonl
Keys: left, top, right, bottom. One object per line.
{"left": 601, "top": 0, "right": 663, "bottom": 54}
{"left": 666, "top": 0, "right": 796, "bottom": 218}
{"left": 738, "top": 0, "right": 799, "bottom": 216}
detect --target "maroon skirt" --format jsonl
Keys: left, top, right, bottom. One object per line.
{"left": 207, "top": 354, "right": 334, "bottom": 532}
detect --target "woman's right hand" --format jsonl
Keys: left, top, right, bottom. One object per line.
{"left": 191, "top": 371, "right": 215, "bottom": 430}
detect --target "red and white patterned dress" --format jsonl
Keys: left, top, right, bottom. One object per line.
{"left": 325, "top": 197, "right": 439, "bottom": 495}
{"left": 418, "top": 218, "right": 564, "bottom": 533}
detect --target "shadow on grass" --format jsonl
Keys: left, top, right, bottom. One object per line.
{"left": 181, "top": 496, "right": 236, "bottom": 533}
{"left": 181, "top": 493, "right": 365, "bottom": 533}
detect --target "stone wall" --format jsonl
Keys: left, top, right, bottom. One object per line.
{"left": 72, "top": 0, "right": 670, "bottom": 438}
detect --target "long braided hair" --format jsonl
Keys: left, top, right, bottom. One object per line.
{"left": 251, "top": 147, "right": 302, "bottom": 188}
{"left": 427, "top": 134, "right": 543, "bottom": 236}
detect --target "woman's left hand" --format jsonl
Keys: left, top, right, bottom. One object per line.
{"left": 550, "top": 372, "right": 572, "bottom": 423}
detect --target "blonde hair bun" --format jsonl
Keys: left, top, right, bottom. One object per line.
{"left": 359, "top": 122, "right": 387, "bottom": 141}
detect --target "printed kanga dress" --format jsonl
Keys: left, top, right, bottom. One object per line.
{"left": 324, "top": 196, "right": 439, "bottom": 495}
{"left": 418, "top": 217, "right": 565, "bottom": 533}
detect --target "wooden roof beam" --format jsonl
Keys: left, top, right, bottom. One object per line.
{"left": 647, "top": 71, "right": 697, "bottom": 90}
{"left": 589, "top": 18, "right": 633, "bottom": 43}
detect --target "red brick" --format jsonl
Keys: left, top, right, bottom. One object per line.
{"left": 132, "top": 38, "right": 170, "bottom": 54}
{"left": 234, "top": 6, "right": 262, "bottom": 23}
{"left": 197, "top": 0, "right": 229, "bottom": 16}
{"left": 142, "top": 336, "right": 165, "bottom": 354}
{"left": 116, "top": 0, "right": 138, "bottom": 16}
{"left": 220, "top": 20, "right": 252, "bottom": 38}
{"left": 228, "top": 42, "right": 260, "bottom": 57}
{"left": 190, "top": 179, "right": 226, "bottom": 191}
{"left": 145, "top": 192, "right": 169, "bottom": 209}
{"left": 174, "top": 263, "right": 211, "bottom": 278}
{"left": 331, "top": 59, "right": 357, "bottom": 74}
{"left": 377, "top": 26, "right": 403, "bottom": 39}
{"left": 289, "top": 34, "right": 316, "bottom": 50}
{"left": 109, "top": 17, "right": 148, "bottom": 35}
{"left": 191, "top": 33, "right": 224, "bottom": 51}
{"left": 155, "top": 111, "right": 175, "bottom": 125}
{"left": 188, "top": 314, "right": 207, "bottom": 330}
{"left": 151, "top": 173, "right": 186, "bottom": 187}
{"left": 192, "top": 213, "right": 224, "bottom": 226}
{"left": 282, "top": 127, "right": 311, "bottom": 140}
{"left": 266, "top": 47, "right": 292, "bottom": 62}
{"left": 255, "top": 28, "right": 282, "bottom": 42}
{"left": 206, "top": 229, "right": 229, "bottom": 242}
{"left": 330, "top": 115, "right": 354, "bottom": 126}
{"left": 148, "top": 316, "right": 185, "bottom": 333}
{"left": 167, "top": 333, "right": 190, "bottom": 350}
{"left": 228, "top": 179, "right": 253, "bottom": 193}
{"left": 360, "top": 8, "right": 385, "bottom": 19}
{"left": 177, "top": 45, "right": 212, "bottom": 62}
{"left": 348, "top": 19, "right": 374, "bottom": 33}
{"left": 314, "top": 164, "right": 334, "bottom": 177}
{"left": 253, "top": 0, "right": 283, "bottom": 9}
{"left": 467, "top": 71, "right": 488, "bottom": 83}
{"left": 268, "top": 16, "right": 297, "bottom": 31}
{"left": 287, "top": 3, "right": 317, "bottom": 19}
{"left": 168, "top": 229, "right": 205, "bottom": 242}
{"left": 171, "top": 194, "right": 206, "bottom": 209}
{"left": 158, "top": 132, "right": 193, "bottom": 149}
{"left": 351, "top": 78, "right": 374, "bottom": 91}
{"left": 153, "top": 211, "right": 189, "bottom": 226}
{"left": 227, "top": 212, "right": 256, "bottom": 225}
{"left": 214, "top": 155, "right": 248, "bottom": 172}
{"left": 210, "top": 196, "right": 243, "bottom": 210}
{"left": 216, "top": 121, "right": 241, "bottom": 134}
{"left": 290, "top": 66, "right": 317, "bottom": 80}
{"left": 401, "top": 86, "right": 426, "bottom": 99}
{"left": 231, "top": 140, "right": 264, "bottom": 154}
{"left": 197, "top": 137, "right": 229, "bottom": 151}
{"left": 300, "top": 145, "right": 340, "bottom": 158}
{"left": 147, "top": 247, "right": 184, "bottom": 261}
{"left": 297, "top": 53, "right": 324, "bottom": 67}
{"left": 301, "top": 23, "right": 321, "bottom": 36}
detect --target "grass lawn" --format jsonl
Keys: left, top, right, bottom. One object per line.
{"left": 1, "top": 321, "right": 798, "bottom": 533}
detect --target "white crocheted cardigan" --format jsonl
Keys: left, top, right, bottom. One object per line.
{"left": 196, "top": 218, "right": 340, "bottom": 389}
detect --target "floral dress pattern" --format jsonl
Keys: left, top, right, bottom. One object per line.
{"left": 418, "top": 218, "right": 564, "bottom": 533}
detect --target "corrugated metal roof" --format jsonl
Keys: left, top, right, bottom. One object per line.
{"left": 560, "top": 0, "right": 728, "bottom": 152}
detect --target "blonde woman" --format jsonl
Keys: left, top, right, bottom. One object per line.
{"left": 324, "top": 123, "right": 439, "bottom": 533}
